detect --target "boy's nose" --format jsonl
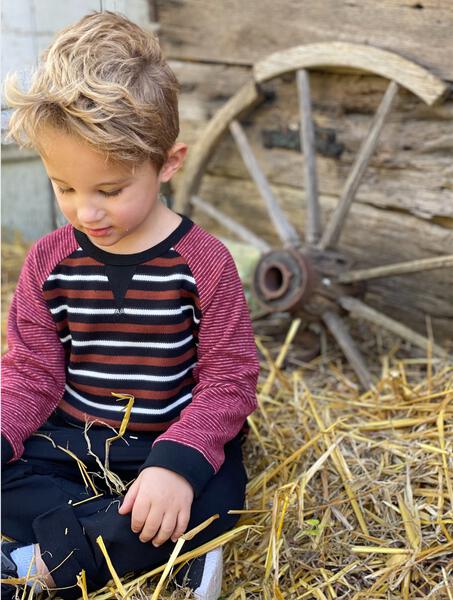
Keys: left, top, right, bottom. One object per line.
{"left": 77, "top": 199, "right": 105, "bottom": 224}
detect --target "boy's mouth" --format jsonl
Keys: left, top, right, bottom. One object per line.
{"left": 85, "top": 226, "right": 112, "bottom": 237}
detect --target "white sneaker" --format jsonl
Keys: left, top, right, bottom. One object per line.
{"left": 175, "top": 547, "right": 223, "bottom": 600}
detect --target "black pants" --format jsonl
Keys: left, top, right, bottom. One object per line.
{"left": 1, "top": 415, "right": 247, "bottom": 598}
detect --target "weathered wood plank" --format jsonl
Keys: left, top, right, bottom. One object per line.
{"left": 297, "top": 69, "right": 321, "bottom": 244}
{"left": 339, "top": 296, "right": 448, "bottom": 358}
{"left": 158, "top": 0, "right": 453, "bottom": 81}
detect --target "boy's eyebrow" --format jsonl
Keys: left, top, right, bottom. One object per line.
{"left": 50, "top": 176, "right": 132, "bottom": 186}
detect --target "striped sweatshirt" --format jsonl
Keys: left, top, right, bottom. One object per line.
{"left": 1, "top": 216, "right": 259, "bottom": 494}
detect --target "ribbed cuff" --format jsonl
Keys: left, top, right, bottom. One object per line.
{"left": 140, "top": 441, "right": 215, "bottom": 497}
{"left": 1, "top": 435, "right": 14, "bottom": 466}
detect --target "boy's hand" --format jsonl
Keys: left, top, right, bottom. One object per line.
{"left": 118, "top": 466, "right": 194, "bottom": 546}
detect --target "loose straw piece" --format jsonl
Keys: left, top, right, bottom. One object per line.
{"left": 351, "top": 546, "right": 412, "bottom": 554}
{"left": 115, "top": 524, "right": 254, "bottom": 597}
{"left": 151, "top": 538, "right": 186, "bottom": 600}
{"left": 96, "top": 535, "right": 127, "bottom": 597}
{"left": 76, "top": 570, "right": 90, "bottom": 600}
{"left": 437, "top": 396, "right": 453, "bottom": 515}
{"left": 104, "top": 393, "right": 135, "bottom": 475}
{"left": 260, "top": 318, "right": 301, "bottom": 397}
{"left": 33, "top": 433, "right": 98, "bottom": 494}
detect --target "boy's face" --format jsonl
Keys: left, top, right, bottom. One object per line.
{"left": 39, "top": 127, "right": 186, "bottom": 254}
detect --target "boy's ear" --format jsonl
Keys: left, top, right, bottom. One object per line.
{"left": 159, "top": 143, "right": 188, "bottom": 182}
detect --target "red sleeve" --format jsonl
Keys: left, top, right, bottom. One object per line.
{"left": 143, "top": 227, "right": 259, "bottom": 495}
{"left": 1, "top": 244, "right": 66, "bottom": 462}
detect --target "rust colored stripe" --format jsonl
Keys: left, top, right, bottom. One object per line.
{"left": 125, "top": 289, "right": 198, "bottom": 301}
{"left": 72, "top": 376, "right": 194, "bottom": 400}
{"left": 61, "top": 256, "right": 103, "bottom": 267}
{"left": 46, "top": 288, "right": 197, "bottom": 302}
{"left": 67, "top": 318, "right": 193, "bottom": 334}
{"left": 70, "top": 347, "right": 196, "bottom": 366}
{"left": 45, "top": 288, "right": 113, "bottom": 300}
{"left": 146, "top": 256, "right": 186, "bottom": 267}
{"left": 58, "top": 399, "right": 178, "bottom": 431}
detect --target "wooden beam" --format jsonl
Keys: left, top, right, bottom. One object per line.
{"left": 296, "top": 69, "right": 321, "bottom": 245}
{"left": 339, "top": 296, "right": 448, "bottom": 358}
{"left": 318, "top": 80, "right": 399, "bottom": 250}
{"left": 322, "top": 310, "right": 374, "bottom": 389}
{"left": 191, "top": 195, "right": 271, "bottom": 253}
{"left": 338, "top": 255, "right": 453, "bottom": 283}
{"left": 229, "top": 119, "right": 301, "bottom": 247}
{"left": 254, "top": 43, "right": 446, "bottom": 106}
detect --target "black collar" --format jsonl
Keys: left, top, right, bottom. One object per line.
{"left": 73, "top": 214, "right": 193, "bottom": 266}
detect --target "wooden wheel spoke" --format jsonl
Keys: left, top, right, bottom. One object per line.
{"left": 318, "top": 79, "right": 399, "bottom": 250}
{"left": 296, "top": 69, "right": 321, "bottom": 245}
{"left": 191, "top": 195, "right": 271, "bottom": 253}
{"left": 229, "top": 119, "right": 301, "bottom": 247}
{"left": 322, "top": 310, "right": 374, "bottom": 389}
{"left": 339, "top": 296, "right": 448, "bottom": 358}
{"left": 338, "top": 255, "right": 453, "bottom": 284}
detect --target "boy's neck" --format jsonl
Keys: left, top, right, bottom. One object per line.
{"left": 86, "top": 204, "right": 182, "bottom": 256}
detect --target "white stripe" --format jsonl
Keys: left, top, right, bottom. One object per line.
{"left": 51, "top": 306, "right": 116, "bottom": 315}
{"left": 47, "top": 274, "right": 108, "bottom": 282}
{"left": 68, "top": 363, "right": 196, "bottom": 382}
{"left": 50, "top": 305, "right": 198, "bottom": 321}
{"left": 71, "top": 334, "right": 193, "bottom": 348}
{"left": 125, "top": 305, "right": 199, "bottom": 323}
{"left": 65, "top": 384, "right": 192, "bottom": 415}
{"left": 133, "top": 273, "right": 195, "bottom": 284}
{"left": 60, "top": 334, "right": 72, "bottom": 343}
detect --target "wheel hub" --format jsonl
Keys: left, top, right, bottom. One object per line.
{"left": 252, "top": 248, "right": 317, "bottom": 312}
{"left": 252, "top": 247, "right": 366, "bottom": 315}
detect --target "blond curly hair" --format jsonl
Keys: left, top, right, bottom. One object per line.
{"left": 4, "top": 11, "right": 180, "bottom": 169}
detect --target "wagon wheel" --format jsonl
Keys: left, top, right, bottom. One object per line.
{"left": 175, "top": 42, "right": 452, "bottom": 389}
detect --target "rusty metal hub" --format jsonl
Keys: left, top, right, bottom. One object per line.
{"left": 253, "top": 247, "right": 366, "bottom": 316}
{"left": 253, "top": 248, "right": 317, "bottom": 312}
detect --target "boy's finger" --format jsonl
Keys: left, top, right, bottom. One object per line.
{"left": 171, "top": 509, "right": 190, "bottom": 542}
{"left": 118, "top": 477, "right": 140, "bottom": 514}
{"left": 140, "top": 506, "right": 165, "bottom": 543}
{"left": 131, "top": 494, "right": 152, "bottom": 534}
{"left": 152, "top": 511, "right": 177, "bottom": 547}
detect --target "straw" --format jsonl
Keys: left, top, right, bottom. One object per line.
{"left": 96, "top": 535, "right": 127, "bottom": 597}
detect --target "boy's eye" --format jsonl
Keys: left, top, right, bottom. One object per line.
{"left": 100, "top": 189, "right": 122, "bottom": 197}
{"left": 56, "top": 187, "right": 122, "bottom": 197}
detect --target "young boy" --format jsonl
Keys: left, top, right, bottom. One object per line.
{"left": 1, "top": 11, "right": 259, "bottom": 600}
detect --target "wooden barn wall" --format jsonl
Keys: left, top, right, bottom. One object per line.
{"left": 156, "top": 0, "right": 453, "bottom": 342}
